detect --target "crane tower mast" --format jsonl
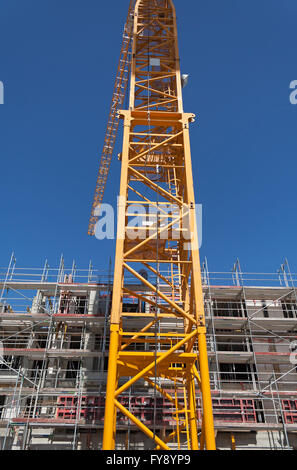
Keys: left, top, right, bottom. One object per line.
{"left": 97, "top": 0, "right": 216, "bottom": 450}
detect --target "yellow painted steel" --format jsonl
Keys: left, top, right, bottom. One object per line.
{"left": 102, "top": 325, "right": 120, "bottom": 449}
{"left": 114, "top": 399, "right": 170, "bottom": 450}
{"left": 187, "top": 371, "right": 199, "bottom": 449}
{"left": 101, "top": 0, "right": 216, "bottom": 450}
{"left": 198, "top": 332, "right": 216, "bottom": 450}
{"left": 116, "top": 329, "right": 199, "bottom": 395}
{"left": 231, "top": 433, "right": 236, "bottom": 451}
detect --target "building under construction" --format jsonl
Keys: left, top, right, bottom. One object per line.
{"left": 1, "top": 0, "right": 296, "bottom": 451}
{"left": 0, "top": 255, "right": 297, "bottom": 450}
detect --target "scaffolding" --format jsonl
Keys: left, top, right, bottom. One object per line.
{"left": 0, "top": 253, "right": 297, "bottom": 449}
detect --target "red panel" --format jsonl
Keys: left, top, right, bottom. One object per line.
{"left": 282, "top": 400, "right": 297, "bottom": 424}
{"left": 56, "top": 395, "right": 104, "bottom": 421}
{"left": 196, "top": 398, "right": 257, "bottom": 424}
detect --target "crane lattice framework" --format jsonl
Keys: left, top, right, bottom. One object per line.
{"left": 98, "top": 0, "right": 216, "bottom": 450}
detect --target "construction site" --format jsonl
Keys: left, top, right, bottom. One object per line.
{"left": 1, "top": 0, "right": 296, "bottom": 451}
{"left": 0, "top": 255, "right": 297, "bottom": 450}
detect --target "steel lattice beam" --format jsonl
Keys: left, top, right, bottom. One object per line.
{"left": 102, "top": 0, "right": 216, "bottom": 450}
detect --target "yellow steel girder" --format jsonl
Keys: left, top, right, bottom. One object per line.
{"left": 102, "top": 0, "right": 216, "bottom": 451}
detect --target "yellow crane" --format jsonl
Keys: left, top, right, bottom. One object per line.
{"left": 89, "top": 0, "right": 216, "bottom": 450}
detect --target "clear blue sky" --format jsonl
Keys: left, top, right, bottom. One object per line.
{"left": 0, "top": 0, "right": 296, "bottom": 274}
